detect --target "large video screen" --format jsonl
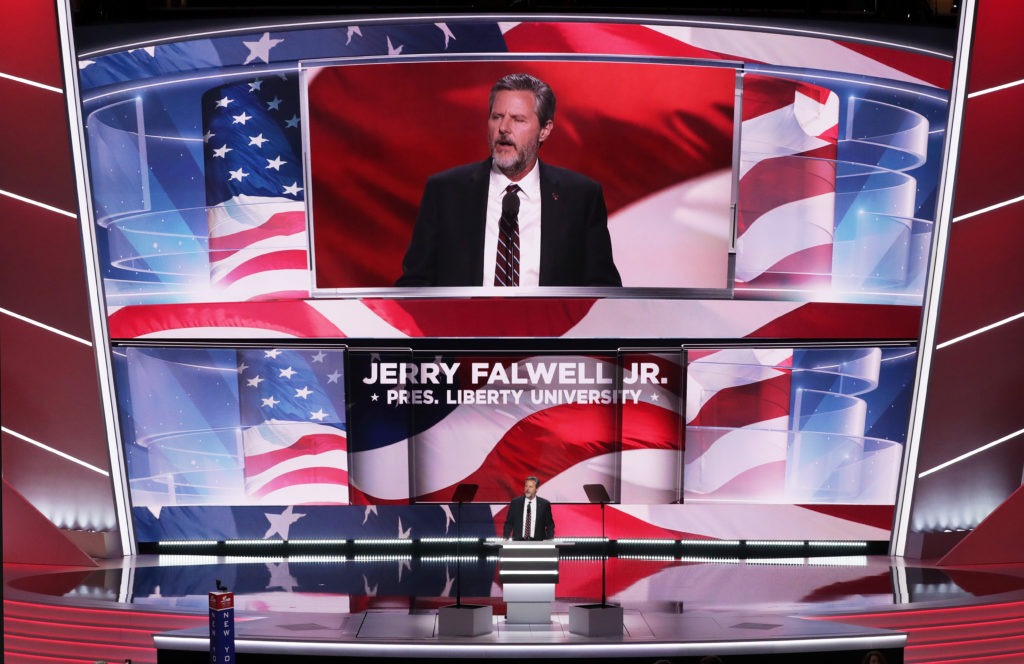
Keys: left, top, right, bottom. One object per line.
{"left": 116, "top": 342, "right": 914, "bottom": 542}
{"left": 77, "top": 17, "right": 952, "bottom": 341}
{"left": 304, "top": 58, "right": 737, "bottom": 292}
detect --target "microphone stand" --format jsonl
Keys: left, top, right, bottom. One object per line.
{"left": 450, "top": 483, "right": 478, "bottom": 607}
{"left": 583, "top": 483, "right": 612, "bottom": 607}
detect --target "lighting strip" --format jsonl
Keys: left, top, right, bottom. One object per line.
{"left": 952, "top": 193, "right": 1024, "bottom": 223}
{"left": 0, "top": 188, "right": 77, "bottom": 218}
{"left": 890, "top": 0, "right": 977, "bottom": 558}
{"left": 56, "top": 0, "right": 136, "bottom": 555}
{"left": 935, "top": 311, "right": 1024, "bottom": 349}
{"left": 498, "top": 570, "right": 559, "bottom": 575}
{"left": 0, "top": 70, "right": 63, "bottom": 93}
{"left": 918, "top": 428, "right": 1024, "bottom": 478}
{"left": 2, "top": 426, "right": 110, "bottom": 476}
{"left": 0, "top": 307, "right": 92, "bottom": 346}
{"left": 967, "top": 76, "right": 1024, "bottom": 98}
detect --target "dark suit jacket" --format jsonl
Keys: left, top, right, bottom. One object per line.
{"left": 502, "top": 495, "right": 555, "bottom": 540}
{"left": 396, "top": 159, "right": 621, "bottom": 287}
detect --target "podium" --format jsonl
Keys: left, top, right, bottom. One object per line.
{"left": 497, "top": 540, "right": 563, "bottom": 624}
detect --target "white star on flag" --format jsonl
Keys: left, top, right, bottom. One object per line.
{"left": 215, "top": 96, "right": 233, "bottom": 109}
{"left": 311, "top": 351, "right": 326, "bottom": 363}
{"left": 203, "top": 130, "right": 215, "bottom": 143}
{"left": 266, "top": 96, "right": 282, "bottom": 110}
{"left": 346, "top": 26, "right": 362, "bottom": 45}
{"left": 266, "top": 156, "right": 286, "bottom": 170}
{"left": 212, "top": 145, "right": 232, "bottom": 158}
{"left": 263, "top": 505, "right": 305, "bottom": 539}
{"left": 261, "top": 395, "right": 280, "bottom": 408}
{"left": 249, "top": 133, "right": 269, "bottom": 147}
{"left": 435, "top": 23, "right": 456, "bottom": 48}
{"left": 265, "top": 349, "right": 282, "bottom": 358}
{"left": 228, "top": 167, "right": 249, "bottom": 182}
{"left": 441, "top": 504, "right": 456, "bottom": 534}
{"left": 327, "top": 370, "right": 342, "bottom": 384}
{"left": 279, "top": 366, "right": 297, "bottom": 379}
{"left": 310, "top": 408, "right": 328, "bottom": 421}
{"left": 294, "top": 386, "right": 313, "bottom": 399}
{"left": 386, "top": 36, "right": 404, "bottom": 55}
{"left": 266, "top": 561, "right": 298, "bottom": 592}
{"left": 248, "top": 78, "right": 263, "bottom": 92}
{"left": 242, "top": 32, "right": 284, "bottom": 65}
{"left": 232, "top": 111, "right": 252, "bottom": 125}
{"left": 283, "top": 182, "right": 303, "bottom": 196}
{"left": 246, "top": 375, "right": 264, "bottom": 387}
{"left": 285, "top": 115, "right": 300, "bottom": 128}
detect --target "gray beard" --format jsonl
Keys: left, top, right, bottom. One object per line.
{"left": 491, "top": 140, "right": 539, "bottom": 179}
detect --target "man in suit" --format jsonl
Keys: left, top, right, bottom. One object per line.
{"left": 395, "top": 73, "right": 621, "bottom": 287}
{"left": 503, "top": 475, "right": 555, "bottom": 540}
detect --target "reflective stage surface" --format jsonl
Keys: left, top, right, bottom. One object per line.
{"left": 5, "top": 555, "right": 1024, "bottom": 663}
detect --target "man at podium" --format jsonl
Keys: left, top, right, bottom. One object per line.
{"left": 503, "top": 475, "right": 555, "bottom": 540}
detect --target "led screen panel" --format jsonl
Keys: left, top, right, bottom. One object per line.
{"left": 304, "top": 58, "right": 737, "bottom": 293}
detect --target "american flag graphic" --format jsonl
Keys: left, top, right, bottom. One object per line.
{"left": 345, "top": 353, "right": 684, "bottom": 506}
{"left": 202, "top": 76, "right": 309, "bottom": 301}
{"left": 736, "top": 75, "right": 839, "bottom": 288}
{"left": 238, "top": 348, "right": 348, "bottom": 504}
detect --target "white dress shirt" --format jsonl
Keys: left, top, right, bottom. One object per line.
{"left": 483, "top": 160, "right": 542, "bottom": 287}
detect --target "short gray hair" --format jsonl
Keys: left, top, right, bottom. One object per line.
{"left": 525, "top": 475, "right": 540, "bottom": 487}
{"left": 489, "top": 74, "right": 556, "bottom": 127}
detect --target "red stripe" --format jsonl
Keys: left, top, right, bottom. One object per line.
{"left": 414, "top": 401, "right": 681, "bottom": 503}
{"left": 208, "top": 210, "right": 306, "bottom": 258}
{"left": 687, "top": 460, "right": 787, "bottom": 499}
{"left": 214, "top": 249, "right": 308, "bottom": 286}
{"left": 362, "top": 298, "right": 599, "bottom": 338}
{"left": 248, "top": 466, "right": 349, "bottom": 501}
{"left": 736, "top": 244, "right": 835, "bottom": 289}
{"left": 796, "top": 504, "right": 895, "bottom": 531}
{"left": 689, "top": 372, "right": 791, "bottom": 429}
{"left": 747, "top": 302, "right": 921, "bottom": 339}
{"left": 504, "top": 22, "right": 732, "bottom": 61}
{"left": 107, "top": 301, "right": 345, "bottom": 338}
{"left": 244, "top": 433, "right": 347, "bottom": 477}
{"left": 245, "top": 289, "right": 309, "bottom": 302}
{"left": 737, "top": 154, "right": 837, "bottom": 236}
{"left": 836, "top": 40, "right": 953, "bottom": 89}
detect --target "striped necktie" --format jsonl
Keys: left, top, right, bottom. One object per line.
{"left": 494, "top": 184, "right": 521, "bottom": 286}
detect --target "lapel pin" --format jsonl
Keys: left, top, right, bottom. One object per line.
{"left": 551, "top": 192, "right": 559, "bottom": 200}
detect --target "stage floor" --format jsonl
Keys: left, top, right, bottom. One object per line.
{"left": 6, "top": 554, "right": 1024, "bottom": 663}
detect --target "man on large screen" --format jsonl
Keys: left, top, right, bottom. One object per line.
{"left": 395, "top": 73, "right": 621, "bottom": 288}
